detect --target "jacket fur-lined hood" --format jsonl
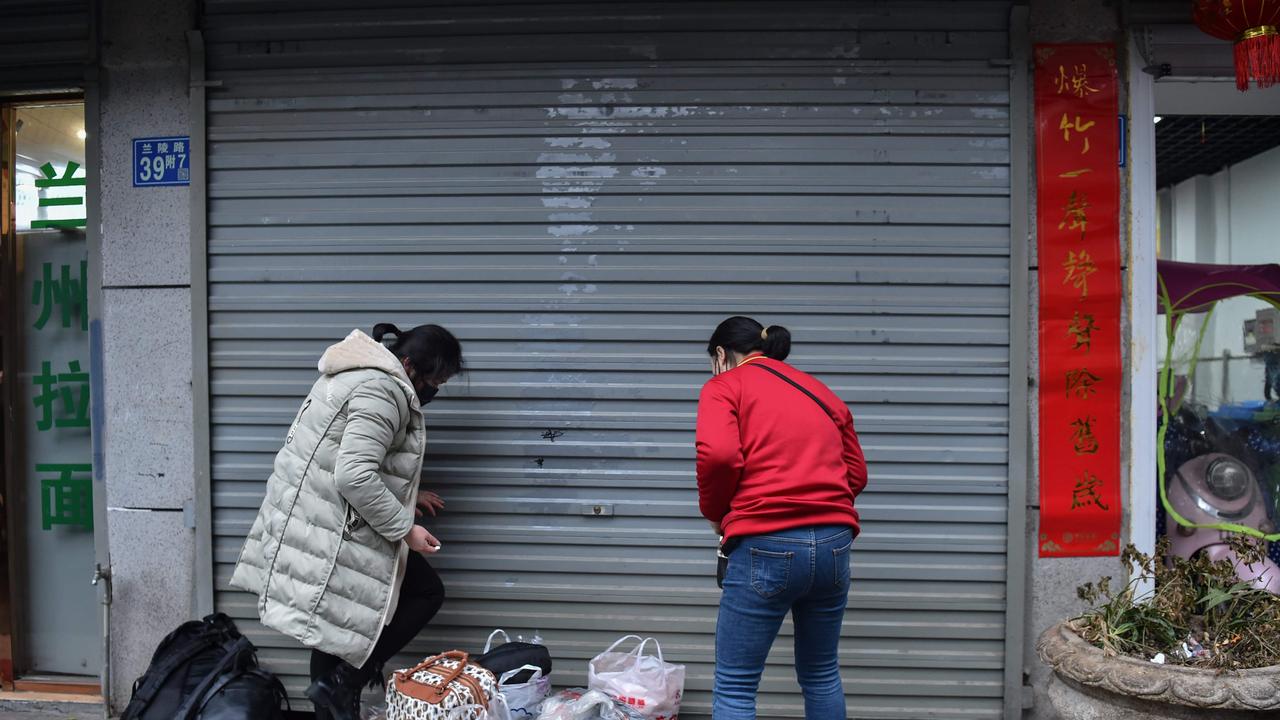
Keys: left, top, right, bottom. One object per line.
{"left": 317, "top": 329, "right": 412, "bottom": 385}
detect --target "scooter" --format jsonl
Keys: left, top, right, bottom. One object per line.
{"left": 1156, "top": 263, "right": 1280, "bottom": 593}
{"left": 1164, "top": 407, "right": 1280, "bottom": 593}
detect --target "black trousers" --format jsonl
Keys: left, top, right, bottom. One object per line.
{"left": 310, "top": 551, "right": 446, "bottom": 687}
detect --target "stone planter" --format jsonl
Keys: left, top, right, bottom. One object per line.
{"left": 1037, "top": 621, "right": 1280, "bottom": 719}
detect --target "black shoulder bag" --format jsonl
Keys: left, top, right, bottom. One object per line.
{"left": 715, "top": 363, "right": 842, "bottom": 588}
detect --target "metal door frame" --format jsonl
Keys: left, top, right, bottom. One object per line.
{"left": 188, "top": 6, "right": 1034, "bottom": 716}
{"left": 1003, "top": 4, "right": 1032, "bottom": 719}
{"left": 188, "top": 29, "right": 214, "bottom": 620}
{"left": 0, "top": 101, "right": 22, "bottom": 690}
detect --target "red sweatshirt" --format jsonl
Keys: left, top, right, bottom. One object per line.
{"left": 696, "top": 355, "right": 867, "bottom": 541}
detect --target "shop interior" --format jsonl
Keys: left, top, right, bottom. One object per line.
{"left": 1153, "top": 111, "right": 1280, "bottom": 591}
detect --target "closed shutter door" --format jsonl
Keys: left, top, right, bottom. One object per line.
{"left": 0, "top": 0, "right": 89, "bottom": 94}
{"left": 203, "top": 3, "right": 1014, "bottom": 717}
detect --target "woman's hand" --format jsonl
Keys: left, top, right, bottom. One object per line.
{"left": 415, "top": 490, "right": 445, "bottom": 518}
{"left": 406, "top": 525, "right": 441, "bottom": 554}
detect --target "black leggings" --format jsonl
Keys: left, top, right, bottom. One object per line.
{"left": 310, "top": 551, "right": 446, "bottom": 686}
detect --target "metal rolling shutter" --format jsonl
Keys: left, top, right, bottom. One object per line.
{"left": 201, "top": 2, "right": 1015, "bottom": 717}
{"left": 0, "top": 0, "right": 89, "bottom": 94}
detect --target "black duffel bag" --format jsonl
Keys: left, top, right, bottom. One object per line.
{"left": 473, "top": 629, "right": 552, "bottom": 684}
{"left": 121, "top": 613, "right": 288, "bottom": 720}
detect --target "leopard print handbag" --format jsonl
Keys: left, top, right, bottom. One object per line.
{"left": 386, "top": 651, "right": 499, "bottom": 720}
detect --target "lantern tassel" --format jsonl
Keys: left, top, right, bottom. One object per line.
{"left": 1234, "top": 31, "right": 1280, "bottom": 91}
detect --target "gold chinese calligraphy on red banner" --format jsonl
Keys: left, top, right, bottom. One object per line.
{"left": 1035, "top": 44, "right": 1122, "bottom": 558}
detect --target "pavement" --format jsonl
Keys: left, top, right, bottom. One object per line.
{"left": 0, "top": 695, "right": 103, "bottom": 720}
{"left": 0, "top": 709, "right": 101, "bottom": 720}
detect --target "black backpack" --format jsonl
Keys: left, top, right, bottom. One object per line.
{"left": 121, "top": 613, "right": 289, "bottom": 720}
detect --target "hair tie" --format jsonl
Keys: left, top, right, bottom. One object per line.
{"left": 760, "top": 328, "right": 768, "bottom": 340}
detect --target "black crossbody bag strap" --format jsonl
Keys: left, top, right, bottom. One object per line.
{"left": 749, "top": 362, "right": 840, "bottom": 427}
{"left": 716, "top": 362, "right": 843, "bottom": 589}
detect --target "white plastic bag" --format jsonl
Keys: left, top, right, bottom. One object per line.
{"left": 499, "top": 664, "right": 552, "bottom": 719}
{"left": 484, "top": 629, "right": 511, "bottom": 653}
{"left": 484, "top": 629, "right": 545, "bottom": 652}
{"left": 537, "top": 689, "right": 645, "bottom": 720}
{"left": 587, "top": 636, "right": 685, "bottom": 720}
{"left": 447, "top": 693, "right": 511, "bottom": 720}
{"left": 482, "top": 629, "right": 551, "bottom": 719}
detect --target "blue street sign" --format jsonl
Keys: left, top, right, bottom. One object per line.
{"left": 132, "top": 136, "right": 190, "bottom": 187}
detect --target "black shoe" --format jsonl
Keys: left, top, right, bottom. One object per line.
{"left": 306, "top": 661, "right": 363, "bottom": 720}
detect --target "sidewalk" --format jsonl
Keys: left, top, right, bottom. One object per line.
{"left": 0, "top": 711, "right": 98, "bottom": 720}
{"left": 0, "top": 693, "right": 102, "bottom": 720}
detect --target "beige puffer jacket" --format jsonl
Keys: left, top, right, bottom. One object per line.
{"left": 230, "top": 330, "right": 426, "bottom": 667}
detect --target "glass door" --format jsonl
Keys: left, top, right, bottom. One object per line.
{"left": 1, "top": 101, "right": 100, "bottom": 680}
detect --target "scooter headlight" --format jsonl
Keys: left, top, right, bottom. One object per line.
{"left": 1205, "top": 459, "right": 1250, "bottom": 501}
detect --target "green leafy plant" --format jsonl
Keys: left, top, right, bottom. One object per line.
{"left": 1073, "top": 537, "right": 1280, "bottom": 669}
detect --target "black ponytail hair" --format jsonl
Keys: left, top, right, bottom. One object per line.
{"left": 372, "top": 322, "right": 464, "bottom": 383}
{"left": 707, "top": 316, "right": 792, "bottom": 362}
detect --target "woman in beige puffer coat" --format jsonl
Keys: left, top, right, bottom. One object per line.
{"left": 230, "top": 323, "right": 463, "bottom": 720}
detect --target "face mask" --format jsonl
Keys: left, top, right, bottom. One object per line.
{"left": 711, "top": 350, "right": 730, "bottom": 377}
{"left": 403, "top": 358, "right": 441, "bottom": 405}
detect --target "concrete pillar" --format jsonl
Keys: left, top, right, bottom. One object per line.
{"left": 96, "top": 0, "right": 197, "bottom": 711}
{"left": 1025, "top": 2, "right": 1129, "bottom": 719}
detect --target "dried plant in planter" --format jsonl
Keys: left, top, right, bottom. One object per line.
{"left": 1073, "top": 537, "right": 1280, "bottom": 670}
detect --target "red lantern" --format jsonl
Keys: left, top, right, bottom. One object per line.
{"left": 1194, "top": 0, "right": 1280, "bottom": 91}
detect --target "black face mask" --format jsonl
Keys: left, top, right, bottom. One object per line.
{"left": 416, "top": 385, "right": 440, "bottom": 405}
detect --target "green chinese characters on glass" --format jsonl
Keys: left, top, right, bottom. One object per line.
{"left": 32, "top": 360, "right": 90, "bottom": 431}
{"left": 28, "top": 160, "right": 93, "bottom": 531}
{"left": 32, "top": 161, "right": 87, "bottom": 230}
{"left": 32, "top": 260, "right": 87, "bottom": 331}
{"left": 38, "top": 463, "right": 93, "bottom": 531}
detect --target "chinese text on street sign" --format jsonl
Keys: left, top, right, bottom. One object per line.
{"left": 133, "top": 136, "right": 190, "bottom": 187}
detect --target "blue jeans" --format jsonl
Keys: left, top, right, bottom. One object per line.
{"left": 713, "top": 525, "right": 852, "bottom": 720}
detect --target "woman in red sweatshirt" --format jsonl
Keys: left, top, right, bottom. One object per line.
{"left": 696, "top": 316, "right": 868, "bottom": 720}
